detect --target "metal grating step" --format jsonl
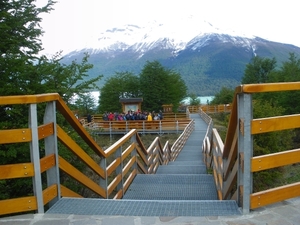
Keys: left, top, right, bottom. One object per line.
{"left": 183, "top": 140, "right": 203, "bottom": 145}
{"left": 46, "top": 198, "right": 241, "bottom": 216}
{"left": 123, "top": 174, "right": 217, "bottom": 200}
{"left": 168, "top": 161, "right": 201, "bottom": 165}
{"left": 156, "top": 165, "right": 207, "bottom": 174}
{"left": 176, "top": 154, "right": 202, "bottom": 161}
{"left": 44, "top": 115, "right": 242, "bottom": 217}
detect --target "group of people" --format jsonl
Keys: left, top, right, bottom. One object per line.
{"left": 102, "top": 110, "right": 163, "bottom": 121}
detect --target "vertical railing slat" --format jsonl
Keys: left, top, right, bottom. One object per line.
{"left": 237, "top": 93, "right": 253, "bottom": 213}
{"left": 44, "top": 101, "right": 60, "bottom": 206}
{"left": 29, "top": 104, "right": 44, "bottom": 213}
{"left": 99, "top": 158, "right": 108, "bottom": 198}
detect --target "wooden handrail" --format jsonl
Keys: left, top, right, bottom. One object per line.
{"left": 223, "top": 87, "right": 239, "bottom": 159}
{"left": 241, "top": 82, "right": 300, "bottom": 93}
{"left": 57, "top": 125, "right": 106, "bottom": 178}
{"left": 6, "top": 82, "right": 300, "bottom": 215}
{"left": 0, "top": 93, "right": 191, "bottom": 216}
{"left": 251, "top": 149, "right": 300, "bottom": 172}
{"left": 170, "top": 120, "right": 194, "bottom": 160}
{"left": 202, "top": 82, "right": 300, "bottom": 212}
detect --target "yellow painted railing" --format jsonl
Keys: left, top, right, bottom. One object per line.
{"left": 188, "top": 104, "right": 232, "bottom": 114}
{"left": 0, "top": 93, "right": 194, "bottom": 216}
{"left": 81, "top": 112, "right": 189, "bottom": 126}
{"left": 202, "top": 82, "right": 300, "bottom": 213}
{"left": 84, "top": 120, "right": 191, "bottom": 136}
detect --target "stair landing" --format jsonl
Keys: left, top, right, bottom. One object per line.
{"left": 47, "top": 198, "right": 241, "bottom": 216}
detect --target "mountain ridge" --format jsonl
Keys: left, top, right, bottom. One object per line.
{"left": 63, "top": 20, "right": 300, "bottom": 95}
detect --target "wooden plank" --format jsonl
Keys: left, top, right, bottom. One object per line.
{"left": 252, "top": 114, "right": 300, "bottom": 134}
{"left": 250, "top": 182, "right": 300, "bottom": 209}
{"left": 115, "top": 169, "right": 137, "bottom": 199}
{"left": 0, "top": 163, "right": 34, "bottom": 179}
{"left": 40, "top": 154, "right": 55, "bottom": 173}
{"left": 0, "top": 156, "right": 54, "bottom": 185}
{"left": 223, "top": 130, "right": 237, "bottom": 180}
{"left": 217, "top": 190, "right": 223, "bottom": 200}
{"left": 212, "top": 128, "right": 224, "bottom": 154}
{"left": 122, "top": 143, "right": 136, "bottom": 159}
{"left": 0, "top": 196, "right": 37, "bottom": 215}
{"left": 56, "top": 97, "right": 106, "bottom": 158}
{"left": 107, "top": 174, "right": 122, "bottom": 196}
{"left": 223, "top": 92, "right": 238, "bottom": 158}
{"left": 218, "top": 172, "right": 223, "bottom": 190}
{"left": 213, "top": 169, "right": 218, "bottom": 189}
{"left": 242, "top": 82, "right": 300, "bottom": 93}
{"left": 57, "top": 126, "right": 105, "bottom": 178}
{"left": 104, "top": 129, "right": 137, "bottom": 157}
{"left": 223, "top": 160, "right": 238, "bottom": 200}
{"left": 123, "top": 157, "right": 136, "bottom": 176}
{"left": 60, "top": 185, "right": 83, "bottom": 198}
{"left": 107, "top": 158, "right": 121, "bottom": 177}
{"left": 137, "top": 160, "right": 147, "bottom": 174}
{"left": 38, "top": 122, "right": 54, "bottom": 140}
{"left": 231, "top": 189, "right": 238, "bottom": 201}
{"left": 0, "top": 93, "right": 59, "bottom": 105}
{"left": 148, "top": 160, "right": 155, "bottom": 174}
{"left": 252, "top": 149, "right": 300, "bottom": 172}
{"left": 126, "top": 169, "right": 137, "bottom": 190}
{"left": 43, "top": 184, "right": 58, "bottom": 205}
{"left": 59, "top": 156, "right": 106, "bottom": 198}
{"left": 136, "top": 145, "right": 149, "bottom": 165}
{"left": 0, "top": 128, "right": 31, "bottom": 144}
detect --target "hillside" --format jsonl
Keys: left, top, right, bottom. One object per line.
{"left": 63, "top": 27, "right": 300, "bottom": 95}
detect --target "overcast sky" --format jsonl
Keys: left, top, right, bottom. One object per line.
{"left": 37, "top": 0, "right": 300, "bottom": 55}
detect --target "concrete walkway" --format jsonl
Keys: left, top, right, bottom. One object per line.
{"left": 1, "top": 196, "right": 300, "bottom": 225}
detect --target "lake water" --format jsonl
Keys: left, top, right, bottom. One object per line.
{"left": 182, "top": 96, "right": 215, "bottom": 105}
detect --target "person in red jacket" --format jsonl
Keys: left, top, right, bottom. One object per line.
{"left": 108, "top": 112, "right": 114, "bottom": 121}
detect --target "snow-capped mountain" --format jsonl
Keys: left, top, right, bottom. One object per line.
{"left": 64, "top": 18, "right": 300, "bottom": 95}
{"left": 68, "top": 18, "right": 255, "bottom": 57}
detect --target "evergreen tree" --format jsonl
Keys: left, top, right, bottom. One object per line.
{"left": 139, "top": 61, "right": 187, "bottom": 111}
{"left": 242, "top": 56, "right": 277, "bottom": 84}
{"left": 38, "top": 52, "right": 102, "bottom": 104}
{"left": 0, "top": 0, "right": 103, "bottom": 200}
{"left": 188, "top": 93, "right": 200, "bottom": 105}
{"left": 210, "top": 87, "right": 234, "bottom": 105}
{"left": 0, "top": 0, "right": 55, "bottom": 95}
{"left": 74, "top": 92, "right": 97, "bottom": 117}
{"left": 0, "top": 0, "right": 55, "bottom": 200}
{"left": 98, "top": 72, "right": 140, "bottom": 113}
{"left": 275, "top": 53, "right": 300, "bottom": 114}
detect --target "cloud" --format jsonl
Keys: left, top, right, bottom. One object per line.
{"left": 38, "top": 0, "right": 300, "bottom": 55}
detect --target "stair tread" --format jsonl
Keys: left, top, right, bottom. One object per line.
{"left": 46, "top": 198, "right": 241, "bottom": 216}
{"left": 123, "top": 174, "right": 217, "bottom": 200}
{"left": 156, "top": 165, "right": 207, "bottom": 174}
